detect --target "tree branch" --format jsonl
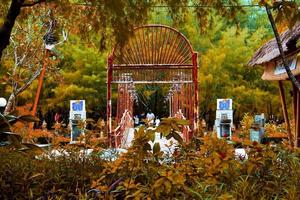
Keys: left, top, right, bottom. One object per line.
{"left": 16, "top": 65, "right": 42, "bottom": 95}
{"left": 21, "top": 0, "right": 47, "bottom": 7}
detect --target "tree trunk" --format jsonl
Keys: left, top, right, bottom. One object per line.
{"left": 4, "top": 93, "right": 16, "bottom": 115}
{"left": 0, "top": 0, "right": 25, "bottom": 60}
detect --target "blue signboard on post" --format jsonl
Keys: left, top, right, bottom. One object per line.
{"left": 72, "top": 101, "right": 83, "bottom": 111}
{"left": 219, "top": 100, "right": 230, "bottom": 110}
{"left": 69, "top": 100, "right": 86, "bottom": 142}
{"left": 217, "top": 99, "right": 232, "bottom": 110}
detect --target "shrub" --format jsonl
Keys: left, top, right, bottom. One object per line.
{"left": 0, "top": 119, "right": 300, "bottom": 199}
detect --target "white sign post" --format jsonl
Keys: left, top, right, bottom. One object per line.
{"left": 69, "top": 100, "right": 86, "bottom": 142}
{"left": 214, "top": 99, "right": 233, "bottom": 139}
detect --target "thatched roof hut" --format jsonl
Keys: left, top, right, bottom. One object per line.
{"left": 248, "top": 23, "right": 300, "bottom": 147}
{"left": 248, "top": 23, "right": 300, "bottom": 67}
{"left": 248, "top": 23, "right": 300, "bottom": 81}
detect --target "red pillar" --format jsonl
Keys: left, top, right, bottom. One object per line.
{"left": 116, "top": 85, "right": 124, "bottom": 122}
{"left": 169, "top": 95, "right": 172, "bottom": 117}
{"left": 188, "top": 83, "right": 193, "bottom": 126}
{"left": 192, "top": 52, "right": 199, "bottom": 135}
{"left": 125, "top": 83, "right": 129, "bottom": 114}
{"left": 174, "top": 92, "right": 178, "bottom": 115}
{"left": 31, "top": 49, "right": 49, "bottom": 117}
{"left": 129, "top": 94, "right": 133, "bottom": 118}
{"left": 107, "top": 55, "right": 113, "bottom": 146}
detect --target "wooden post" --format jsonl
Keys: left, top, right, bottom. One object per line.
{"left": 175, "top": 91, "right": 179, "bottom": 114}
{"left": 116, "top": 84, "right": 123, "bottom": 122}
{"left": 192, "top": 52, "right": 199, "bottom": 134}
{"left": 180, "top": 84, "right": 185, "bottom": 116}
{"left": 125, "top": 83, "right": 129, "bottom": 115}
{"left": 173, "top": 92, "right": 177, "bottom": 115}
{"left": 190, "top": 83, "right": 194, "bottom": 126}
{"left": 31, "top": 49, "right": 49, "bottom": 117}
{"left": 169, "top": 95, "right": 172, "bottom": 117}
{"left": 297, "top": 90, "right": 300, "bottom": 147}
{"left": 182, "top": 84, "right": 186, "bottom": 117}
{"left": 29, "top": 49, "right": 49, "bottom": 130}
{"left": 278, "top": 81, "right": 293, "bottom": 146}
{"left": 107, "top": 55, "right": 113, "bottom": 147}
{"left": 293, "top": 79, "right": 300, "bottom": 147}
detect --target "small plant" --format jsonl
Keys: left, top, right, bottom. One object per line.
{"left": 265, "top": 122, "right": 288, "bottom": 138}
{"left": 239, "top": 113, "right": 254, "bottom": 139}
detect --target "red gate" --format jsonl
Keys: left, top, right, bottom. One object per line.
{"left": 107, "top": 25, "right": 199, "bottom": 147}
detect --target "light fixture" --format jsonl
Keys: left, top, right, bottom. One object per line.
{"left": 0, "top": 97, "right": 7, "bottom": 107}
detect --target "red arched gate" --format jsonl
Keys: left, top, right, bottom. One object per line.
{"left": 107, "top": 25, "right": 199, "bottom": 146}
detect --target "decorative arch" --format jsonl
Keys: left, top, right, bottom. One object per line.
{"left": 107, "top": 24, "right": 199, "bottom": 147}
{"left": 113, "top": 25, "right": 193, "bottom": 65}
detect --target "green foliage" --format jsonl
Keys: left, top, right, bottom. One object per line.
{"left": 197, "top": 24, "right": 282, "bottom": 122}
{"left": 32, "top": 35, "right": 108, "bottom": 113}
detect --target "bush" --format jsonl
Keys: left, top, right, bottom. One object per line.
{"left": 0, "top": 147, "right": 108, "bottom": 199}
{"left": 0, "top": 121, "right": 300, "bottom": 199}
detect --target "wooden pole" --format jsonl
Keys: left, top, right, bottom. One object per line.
{"left": 31, "top": 49, "right": 49, "bottom": 117}
{"left": 169, "top": 95, "right": 172, "bottom": 117}
{"left": 292, "top": 81, "right": 300, "bottom": 147}
{"left": 297, "top": 92, "right": 299, "bottom": 147}
{"left": 29, "top": 49, "right": 49, "bottom": 130}
{"left": 107, "top": 55, "right": 113, "bottom": 147}
{"left": 176, "top": 91, "right": 179, "bottom": 114}
{"left": 192, "top": 52, "right": 199, "bottom": 134}
{"left": 182, "top": 84, "right": 186, "bottom": 117}
{"left": 173, "top": 92, "right": 177, "bottom": 115}
{"left": 125, "top": 83, "right": 129, "bottom": 115}
{"left": 278, "top": 81, "right": 293, "bottom": 146}
{"left": 116, "top": 84, "right": 122, "bottom": 122}
{"left": 190, "top": 83, "right": 193, "bottom": 126}
{"left": 296, "top": 79, "right": 300, "bottom": 147}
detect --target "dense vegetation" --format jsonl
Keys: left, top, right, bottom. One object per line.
{"left": 1, "top": 129, "right": 300, "bottom": 199}
{"left": 0, "top": 115, "right": 298, "bottom": 199}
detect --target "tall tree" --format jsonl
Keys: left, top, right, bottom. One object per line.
{"left": 0, "top": 0, "right": 248, "bottom": 63}
{"left": 1, "top": 0, "right": 299, "bottom": 63}
{"left": 0, "top": 0, "right": 46, "bottom": 59}
{"left": 1, "top": 13, "right": 60, "bottom": 114}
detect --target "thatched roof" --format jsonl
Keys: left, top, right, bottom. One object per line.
{"left": 248, "top": 23, "right": 300, "bottom": 67}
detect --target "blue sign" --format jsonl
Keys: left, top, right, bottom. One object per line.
{"left": 219, "top": 100, "right": 230, "bottom": 110}
{"left": 72, "top": 101, "right": 83, "bottom": 111}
